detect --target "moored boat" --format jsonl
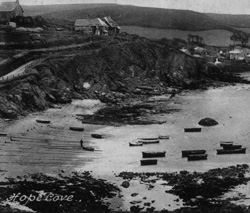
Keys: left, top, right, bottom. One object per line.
{"left": 138, "top": 137, "right": 159, "bottom": 140}
{"left": 184, "top": 128, "right": 202, "bottom": 132}
{"left": 140, "top": 159, "right": 158, "bottom": 166}
{"left": 220, "top": 141, "right": 233, "bottom": 148}
{"left": 142, "top": 151, "right": 166, "bottom": 158}
{"left": 188, "top": 154, "right": 208, "bottom": 161}
{"left": 158, "top": 135, "right": 170, "bottom": 139}
{"left": 0, "top": 133, "right": 7, "bottom": 136}
{"left": 36, "top": 119, "right": 50, "bottom": 124}
{"left": 82, "top": 146, "right": 95, "bottom": 151}
{"left": 217, "top": 147, "right": 246, "bottom": 155}
{"left": 129, "top": 141, "right": 143, "bottom": 146}
{"left": 91, "top": 134, "right": 103, "bottom": 139}
{"left": 223, "top": 144, "right": 242, "bottom": 150}
{"left": 69, "top": 127, "right": 84, "bottom": 131}
{"left": 182, "top": 150, "right": 206, "bottom": 157}
{"left": 139, "top": 139, "right": 160, "bottom": 144}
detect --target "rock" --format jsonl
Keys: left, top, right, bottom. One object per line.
{"left": 121, "top": 181, "right": 130, "bottom": 188}
{"left": 238, "top": 173, "right": 244, "bottom": 178}
{"left": 130, "top": 206, "right": 144, "bottom": 213}
{"left": 131, "top": 193, "right": 139, "bottom": 197}
{"left": 198, "top": 118, "right": 218, "bottom": 126}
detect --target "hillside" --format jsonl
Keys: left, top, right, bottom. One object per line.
{"left": 207, "top": 13, "right": 250, "bottom": 28}
{"left": 34, "top": 4, "right": 233, "bottom": 31}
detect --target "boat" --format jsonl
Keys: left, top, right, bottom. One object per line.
{"left": 188, "top": 154, "right": 208, "bottom": 161}
{"left": 36, "top": 119, "right": 50, "bottom": 124}
{"left": 142, "top": 151, "right": 166, "bottom": 158}
{"left": 91, "top": 134, "right": 103, "bottom": 139}
{"left": 0, "top": 133, "right": 7, "bottom": 136}
{"left": 220, "top": 141, "right": 233, "bottom": 148}
{"left": 138, "top": 137, "right": 159, "bottom": 140}
{"left": 82, "top": 146, "right": 95, "bottom": 151}
{"left": 140, "top": 159, "right": 158, "bottom": 166}
{"left": 139, "top": 139, "right": 160, "bottom": 144}
{"left": 182, "top": 150, "right": 206, "bottom": 157}
{"left": 158, "top": 135, "right": 170, "bottom": 139}
{"left": 223, "top": 144, "right": 242, "bottom": 150}
{"left": 69, "top": 127, "right": 84, "bottom": 131}
{"left": 129, "top": 141, "right": 143, "bottom": 146}
{"left": 217, "top": 147, "right": 246, "bottom": 155}
{"left": 184, "top": 128, "right": 202, "bottom": 132}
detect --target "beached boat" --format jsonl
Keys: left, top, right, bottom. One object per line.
{"left": 36, "top": 119, "right": 50, "bottom": 124}
{"left": 91, "top": 134, "right": 103, "bottom": 139}
{"left": 129, "top": 141, "right": 143, "bottom": 146}
{"left": 217, "top": 147, "right": 246, "bottom": 155}
{"left": 139, "top": 139, "right": 160, "bottom": 144}
{"left": 138, "top": 137, "right": 159, "bottom": 140}
{"left": 0, "top": 133, "right": 7, "bottom": 136}
{"left": 182, "top": 150, "right": 206, "bottom": 157}
{"left": 69, "top": 127, "right": 84, "bottom": 131}
{"left": 187, "top": 154, "right": 208, "bottom": 161}
{"left": 82, "top": 146, "right": 95, "bottom": 151}
{"left": 220, "top": 141, "right": 233, "bottom": 148}
{"left": 142, "top": 151, "right": 166, "bottom": 158}
{"left": 140, "top": 159, "right": 158, "bottom": 166}
{"left": 158, "top": 135, "right": 170, "bottom": 139}
{"left": 184, "top": 128, "right": 202, "bottom": 132}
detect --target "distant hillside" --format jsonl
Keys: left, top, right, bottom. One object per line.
{"left": 207, "top": 13, "right": 250, "bottom": 28}
{"left": 31, "top": 4, "right": 234, "bottom": 31}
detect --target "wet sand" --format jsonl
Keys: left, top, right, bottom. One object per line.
{"left": 2, "top": 79, "right": 250, "bottom": 211}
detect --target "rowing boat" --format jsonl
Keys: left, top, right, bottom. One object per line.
{"left": 158, "top": 135, "right": 170, "bottom": 139}
{"left": 187, "top": 154, "right": 207, "bottom": 161}
{"left": 140, "top": 159, "right": 158, "bottom": 166}
{"left": 82, "top": 146, "right": 94, "bottom": 151}
{"left": 36, "top": 119, "right": 50, "bottom": 124}
{"left": 182, "top": 150, "right": 206, "bottom": 157}
{"left": 217, "top": 147, "right": 246, "bottom": 155}
{"left": 139, "top": 139, "right": 160, "bottom": 144}
{"left": 69, "top": 127, "right": 84, "bottom": 131}
{"left": 184, "top": 128, "right": 202, "bottom": 132}
{"left": 91, "top": 134, "right": 103, "bottom": 139}
{"left": 0, "top": 133, "right": 7, "bottom": 136}
{"left": 220, "top": 141, "right": 233, "bottom": 148}
{"left": 223, "top": 144, "right": 242, "bottom": 150}
{"left": 142, "top": 151, "right": 166, "bottom": 158}
{"left": 129, "top": 141, "right": 143, "bottom": 146}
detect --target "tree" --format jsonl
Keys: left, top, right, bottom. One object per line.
{"left": 230, "top": 31, "right": 250, "bottom": 46}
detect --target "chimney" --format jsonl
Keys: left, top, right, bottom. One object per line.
{"left": 16, "top": 0, "right": 19, "bottom": 5}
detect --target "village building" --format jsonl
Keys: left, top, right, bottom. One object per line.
{"left": 229, "top": 47, "right": 250, "bottom": 60}
{"left": 102, "top": 16, "right": 121, "bottom": 33}
{"left": 0, "top": 0, "right": 24, "bottom": 25}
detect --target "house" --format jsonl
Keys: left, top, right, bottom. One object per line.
{"left": 102, "top": 16, "right": 121, "bottom": 33}
{"left": 0, "top": 0, "right": 24, "bottom": 25}
{"left": 229, "top": 47, "right": 250, "bottom": 60}
{"left": 74, "top": 18, "right": 108, "bottom": 35}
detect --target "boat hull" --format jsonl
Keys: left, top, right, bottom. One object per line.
{"left": 182, "top": 150, "right": 206, "bottom": 157}
{"left": 158, "top": 135, "right": 170, "bottom": 139}
{"left": 142, "top": 151, "right": 166, "bottom": 158}
{"left": 139, "top": 140, "right": 160, "bottom": 144}
{"left": 184, "top": 128, "right": 202, "bottom": 132}
{"left": 129, "top": 142, "right": 143, "bottom": 146}
{"left": 91, "top": 134, "right": 103, "bottom": 139}
{"left": 69, "top": 127, "right": 84, "bottom": 131}
{"left": 36, "top": 119, "right": 50, "bottom": 124}
{"left": 82, "top": 146, "right": 94, "bottom": 151}
{"left": 217, "top": 147, "right": 246, "bottom": 155}
{"left": 140, "top": 159, "right": 158, "bottom": 166}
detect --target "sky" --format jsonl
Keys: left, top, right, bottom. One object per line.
{"left": 2, "top": 0, "right": 250, "bottom": 14}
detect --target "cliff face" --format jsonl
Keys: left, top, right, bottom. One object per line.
{"left": 0, "top": 36, "right": 241, "bottom": 118}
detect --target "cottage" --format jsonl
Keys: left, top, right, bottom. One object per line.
{"left": 102, "top": 16, "right": 121, "bottom": 33}
{"left": 0, "top": 0, "right": 24, "bottom": 25}
{"left": 74, "top": 19, "right": 91, "bottom": 32}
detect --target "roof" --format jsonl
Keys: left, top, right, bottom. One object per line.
{"left": 229, "top": 49, "right": 242, "bottom": 54}
{"left": 103, "top": 16, "right": 120, "bottom": 29}
{"left": 0, "top": 1, "right": 23, "bottom": 12}
{"left": 74, "top": 19, "right": 90, "bottom": 27}
{"left": 74, "top": 18, "right": 108, "bottom": 27}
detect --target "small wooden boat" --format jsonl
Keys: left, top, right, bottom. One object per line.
{"left": 36, "top": 119, "right": 50, "bottom": 124}
{"left": 138, "top": 137, "right": 159, "bottom": 140}
{"left": 188, "top": 154, "right": 208, "bottom": 161}
{"left": 140, "top": 159, "right": 158, "bottom": 166}
{"left": 184, "top": 128, "right": 202, "bottom": 132}
{"left": 82, "top": 146, "right": 94, "bottom": 151}
{"left": 0, "top": 133, "right": 7, "bottom": 136}
{"left": 129, "top": 141, "right": 143, "bottom": 146}
{"left": 182, "top": 150, "right": 206, "bottom": 157}
{"left": 142, "top": 151, "right": 166, "bottom": 158}
{"left": 217, "top": 147, "right": 246, "bottom": 155}
{"left": 139, "top": 139, "right": 160, "bottom": 144}
{"left": 91, "top": 134, "right": 103, "bottom": 139}
{"left": 158, "top": 135, "right": 170, "bottom": 139}
{"left": 223, "top": 144, "right": 242, "bottom": 150}
{"left": 69, "top": 127, "right": 84, "bottom": 131}
{"left": 220, "top": 141, "right": 233, "bottom": 148}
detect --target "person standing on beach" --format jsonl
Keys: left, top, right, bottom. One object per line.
{"left": 80, "top": 139, "right": 83, "bottom": 147}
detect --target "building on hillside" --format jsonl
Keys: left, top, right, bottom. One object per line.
{"left": 102, "top": 16, "right": 121, "bottom": 33}
{"left": 0, "top": 0, "right": 24, "bottom": 25}
{"left": 228, "top": 48, "right": 250, "bottom": 60}
{"left": 74, "top": 17, "right": 108, "bottom": 35}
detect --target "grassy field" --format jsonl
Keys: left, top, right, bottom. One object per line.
{"left": 121, "top": 26, "right": 237, "bottom": 47}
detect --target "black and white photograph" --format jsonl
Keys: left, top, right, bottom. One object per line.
{"left": 1, "top": 0, "right": 250, "bottom": 212}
